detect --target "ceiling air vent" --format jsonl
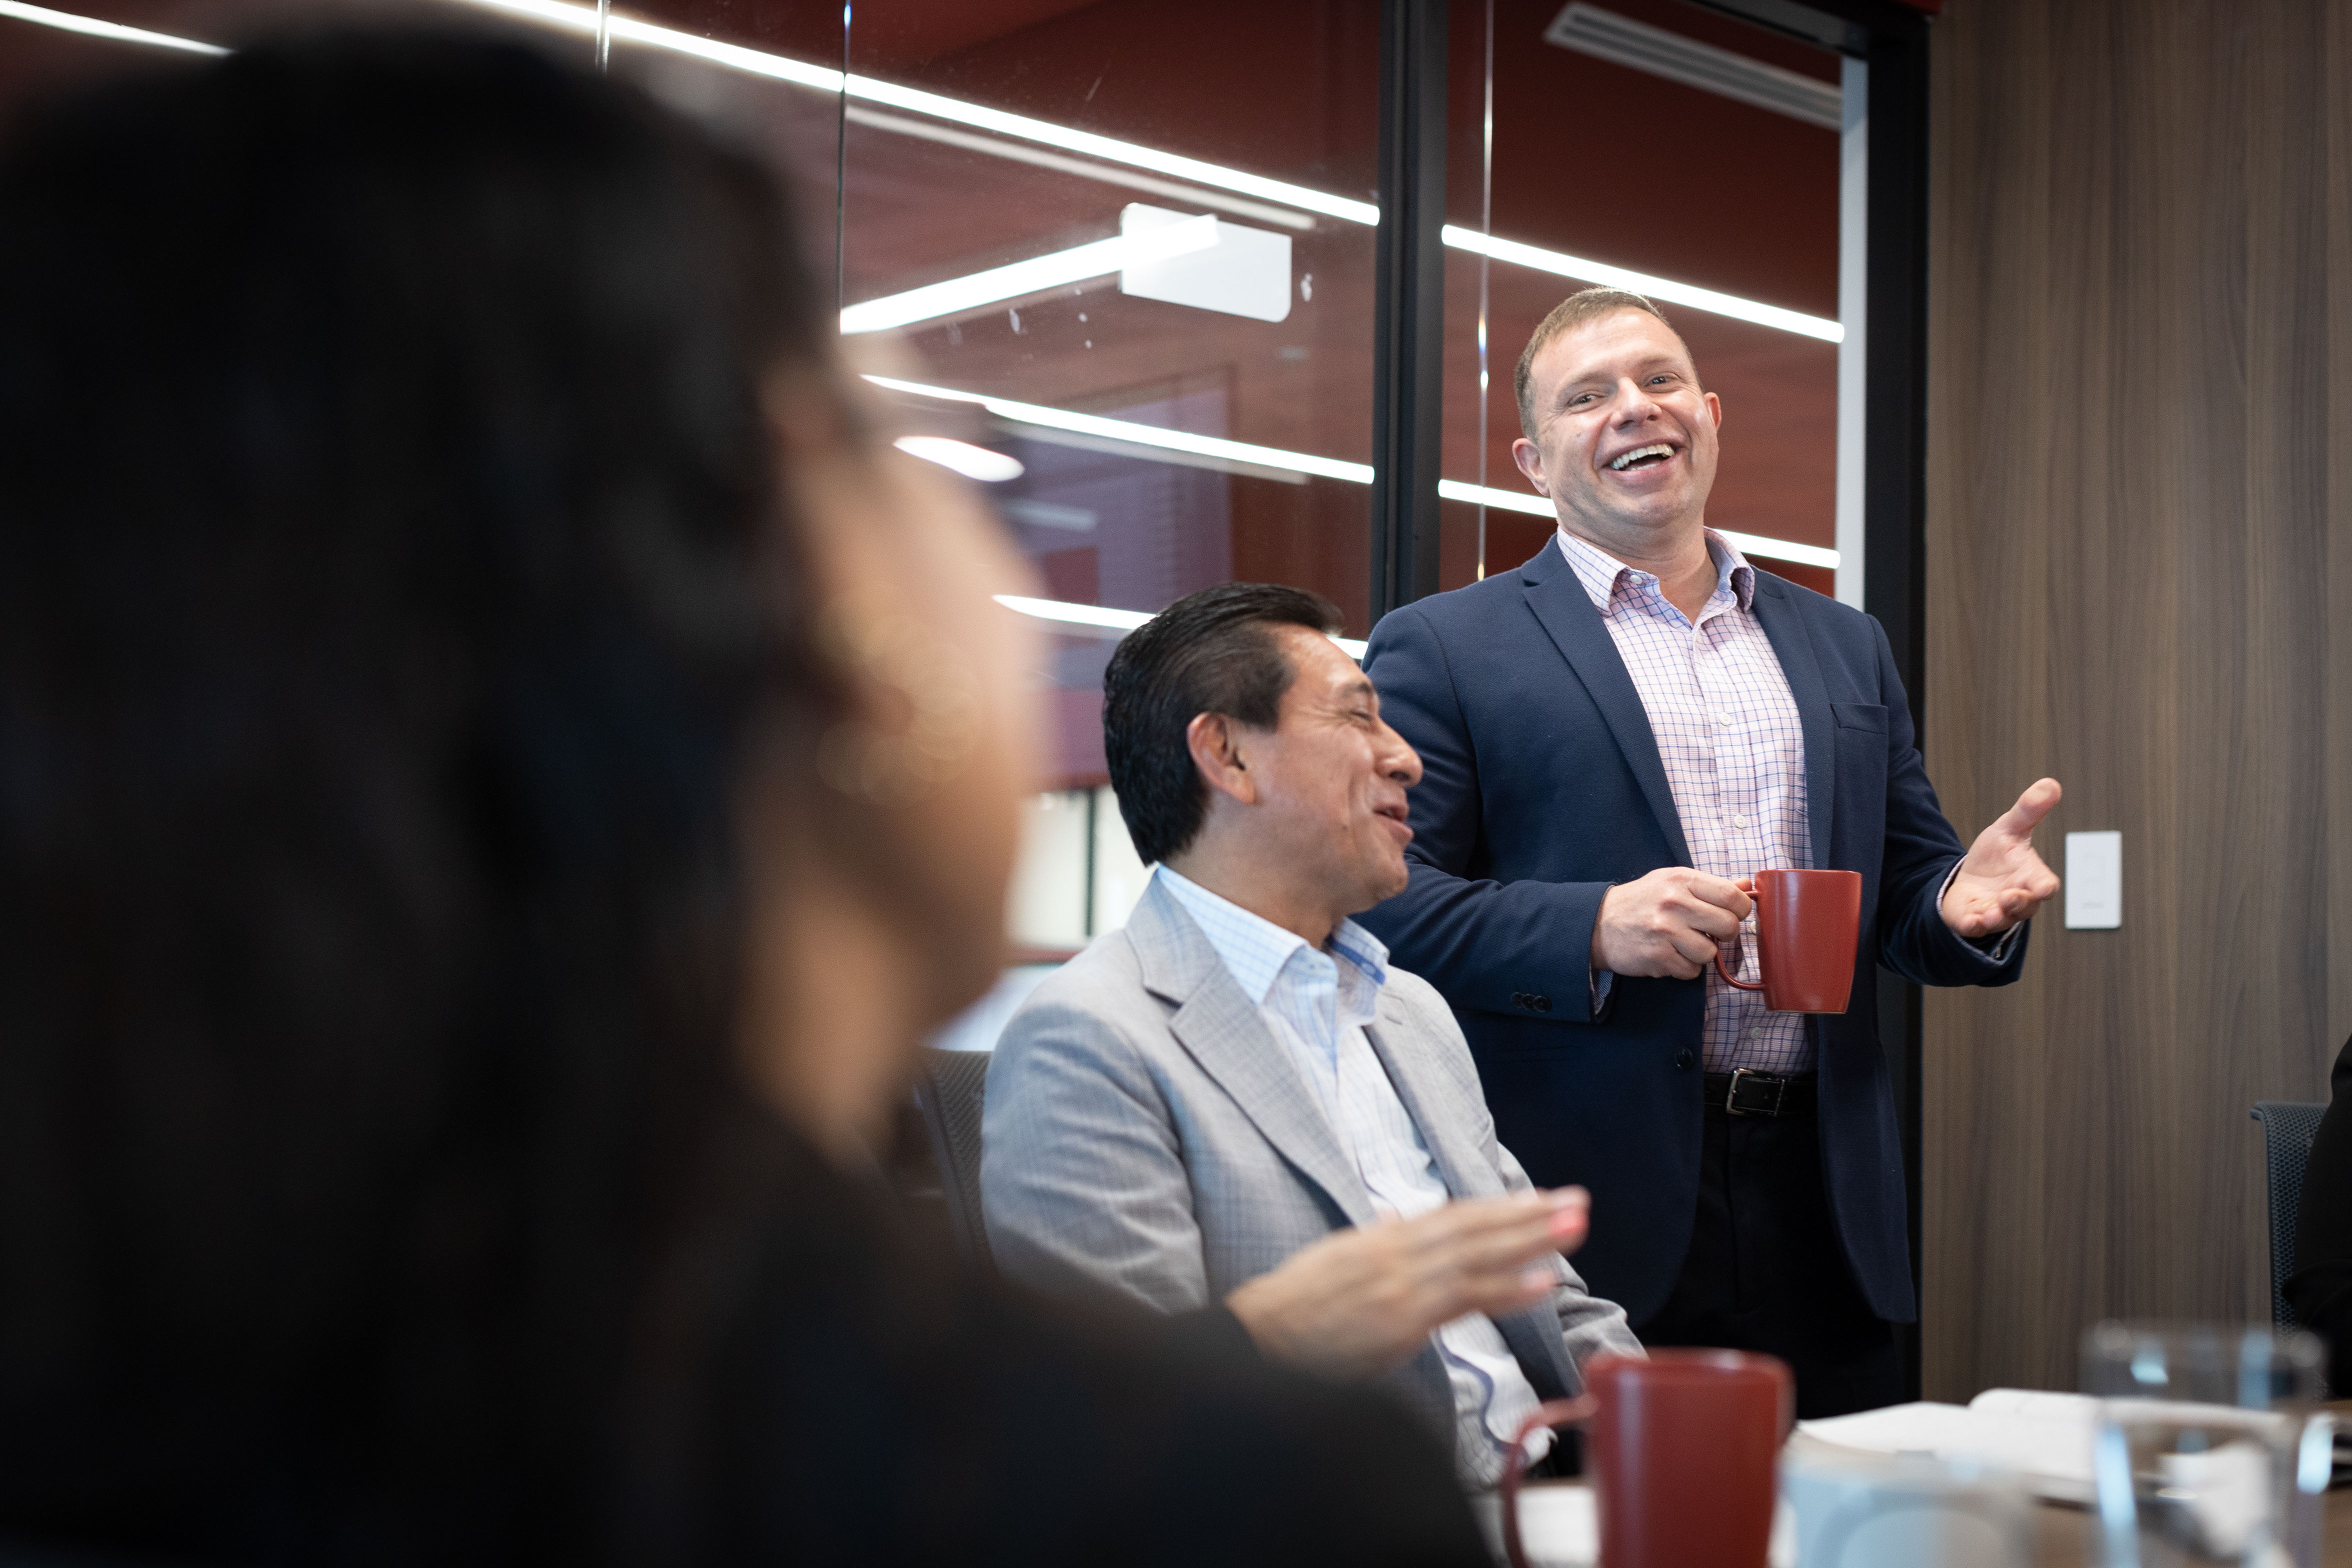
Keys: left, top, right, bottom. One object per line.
{"left": 1542, "top": 3, "right": 1842, "bottom": 130}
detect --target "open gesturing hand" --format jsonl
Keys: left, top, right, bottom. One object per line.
{"left": 1940, "top": 777, "right": 2064, "bottom": 940}
{"left": 1223, "top": 1188, "right": 1588, "bottom": 1382}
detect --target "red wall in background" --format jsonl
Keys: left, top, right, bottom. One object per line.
{"left": 0, "top": 0, "right": 1852, "bottom": 668}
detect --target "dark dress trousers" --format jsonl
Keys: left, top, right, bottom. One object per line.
{"left": 1357, "top": 540, "right": 2029, "bottom": 1328}
{"left": 2288, "top": 1030, "right": 2352, "bottom": 1390}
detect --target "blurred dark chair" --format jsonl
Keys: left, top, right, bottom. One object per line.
{"left": 914, "top": 1048, "right": 994, "bottom": 1269}
{"left": 2252, "top": 1100, "right": 2328, "bottom": 1328}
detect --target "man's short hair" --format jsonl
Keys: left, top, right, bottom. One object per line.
{"left": 1513, "top": 287, "right": 1685, "bottom": 440}
{"left": 1102, "top": 582, "right": 1343, "bottom": 866}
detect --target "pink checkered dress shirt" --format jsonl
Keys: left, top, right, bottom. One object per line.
{"left": 1555, "top": 528, "right": 1814, "bottom": 1074}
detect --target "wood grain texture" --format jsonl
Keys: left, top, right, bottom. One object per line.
{"left": 1922, "top": 0, "right": 2352, "bottom": 1400}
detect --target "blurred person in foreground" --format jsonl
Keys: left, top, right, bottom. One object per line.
{"left": 0, "top": 32, "right": 1501, "bottom": 1565}
{"left": 983, "top": 584, "right": 1641, "bottom": 1489}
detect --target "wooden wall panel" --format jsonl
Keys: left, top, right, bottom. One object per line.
{"left": 2328, "top": 0, "right": 2352, "bottom": 1082}
{"left": 1922, "top": 0, "right": 2352, "bottom": 1400}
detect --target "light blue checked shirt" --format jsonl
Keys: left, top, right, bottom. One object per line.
{"left": 1155, "top": 866, "right": 1548, "bottom": 1486}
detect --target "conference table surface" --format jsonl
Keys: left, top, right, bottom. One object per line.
{"left": 1502, "top": 1398, "right": 2352, "bottom": 1567}
{"left": 1998, "top": 1397, "right": 2352, "bottom": 1566}
{"left": 2028, "top": 1478, "right": 2352, "bottom": 1566}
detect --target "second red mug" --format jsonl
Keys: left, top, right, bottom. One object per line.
{"left": 1712, "top": 868, "right": 1862, "bottom": 1014}
{"left": 1501, "top": 1350, "right": 1794, "bottom": 1568}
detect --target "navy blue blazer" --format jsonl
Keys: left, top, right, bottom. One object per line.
{"left": 1357, "top": 539, "right": 2028, "bottom": 1326}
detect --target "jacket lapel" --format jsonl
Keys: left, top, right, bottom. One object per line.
{"left": 1362, "top": 994, "right": 1574, "bottom": 1400}
{"left": 1748, "top": 572, "right": 1835, "bottom": 870}
{"left": 1129, "top": 882, "right": 1378, "bottom": 1230}
{"left": 1495, "top": 1308, "right": 1577, "bottom": 1401}
{"left": 1362, "top": 996, "right": 1500, "bottom": 1202}
{"left": 1520, "top": 541, "right": 1692, "bottom": 868}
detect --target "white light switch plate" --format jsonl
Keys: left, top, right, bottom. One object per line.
{"left": 2064, "top": 830, "right": 2121, "bottom": 928}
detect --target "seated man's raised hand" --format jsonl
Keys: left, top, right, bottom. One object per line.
{"left": 1223, "top": 1188, "right": 1590, "bottom": 1381}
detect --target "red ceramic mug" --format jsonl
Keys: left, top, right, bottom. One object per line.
{"left": 1501, "top": 1350, "right": 1794, "bottom": 1568}
{"left": 1712, "top": 868, "right": 1862, "bottom": 1014}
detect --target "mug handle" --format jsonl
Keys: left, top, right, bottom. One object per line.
{"left": 1500, "top": 1395, "right": 1598, "bottom": 1568}
{"left": 1714, "top": 933, "right": 1764, "bottom": 992}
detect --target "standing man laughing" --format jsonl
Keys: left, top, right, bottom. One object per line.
{"left": 1356, "top": 288, "right": 2062, "bottom": 1416}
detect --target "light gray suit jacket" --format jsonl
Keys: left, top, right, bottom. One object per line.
{"left": 981, "top": 876, "right": 1640, "bottom": 1456}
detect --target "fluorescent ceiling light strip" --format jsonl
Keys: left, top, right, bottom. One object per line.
{"left": 894, "top": 435, "right": 1024, "bottom": 482}
{"left": 840, "top": 216, "right": 1214, "bottom": 334}
{"left": 0, "top": 4, "right": 1841, "bottom": 580}
{"left": 833, "top": 98, "right": 1832, "bottom": 343}
{"left": 458, "top": 0, "right": 843, "bottom": 86}
{"left": 842, "top": 108, "right": 1316, "bottom": 232}
{"left": 865, "top": 374, "right": 1376, "bottom": 485}
{"left": 1440, "top": 480, "right": 1839, "bottom": 568}
{"left": 1438, "top": 478, "right": 1552, "bottom": 518}
{"left": 1443, "top": 226, "right": 1842, "bottom": 342}
{"left": 845, "top": 77, "right": 1380, "bottom": 227}
{"left": 997, "top": 594, "right": 1366, "bottom": 660}
{"left": 1714, "top": 528, "right": 1839, "bottom": 570}
{"left": 1002, "top": 424, "right": 1308, "bottom": 484}
{"left": 0, "top": 0, "right": 223, "bottom": 52}
{"left": 885, "top": 377, "right": 1835, "bottom": 570}
{"left": 454, "top": 0, "right": 1377, "bottom": 224}
{"left": 994, "top": 595, "right": 1152, "bottom": 633}
{"left": 54, "top": 0, "right": 1833, "bottom": 346}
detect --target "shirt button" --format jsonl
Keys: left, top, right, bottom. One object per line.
{"left": 1732, "top": 812, "right": 1750, "bottom": 828}
{"left": 1716, "top": 710, "right": 1734, "bottom": 726}
{"left": 1748, "top": 1028, "right": 1763, "bottom": 1040}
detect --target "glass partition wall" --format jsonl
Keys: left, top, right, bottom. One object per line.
{"left": 0, "top": 0, "right": 1864, "bottom": 990}
{"left": 1439, "top": 0, "right": 1843, "bottom": 598}
{"left": 835, "top": 2, "right": 1385, "bottom": 964}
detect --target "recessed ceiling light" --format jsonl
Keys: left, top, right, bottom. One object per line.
{"left": 844, "top": 216, "right": 1216, "bottom": 335}
{"left": 894, "top": 436, "right": 1024, "bottom": 482}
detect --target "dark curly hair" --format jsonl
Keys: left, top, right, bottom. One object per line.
{"left": 0, "top": 29, "right": 838, "bottom": 1560}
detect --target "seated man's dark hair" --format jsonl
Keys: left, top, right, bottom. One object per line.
{"left": 1101, "top": 582, "right": 1344, "bottom": 866}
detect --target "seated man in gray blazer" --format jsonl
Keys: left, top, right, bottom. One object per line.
{"left": 984, "top": 582, "right": 1640, "bottom": 1487}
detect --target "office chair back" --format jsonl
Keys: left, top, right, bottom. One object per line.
{"left": 2251, "top": 1100, "right": 2328, "bottom": 1328}
{"left": 914, "top": 1047, "right": 994, "bottom": 1268}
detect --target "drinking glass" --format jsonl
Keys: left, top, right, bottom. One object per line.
{"left": 2082, "top": 1322, "right": 2332, "bottom": 1568}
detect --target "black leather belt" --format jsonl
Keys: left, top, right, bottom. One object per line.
{"left": 1704, "top": 1069, "right": 1818, "bottom": 1118}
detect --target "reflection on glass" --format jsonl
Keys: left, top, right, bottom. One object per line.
{"left": 0, "top": 0, "right": 1378, "bottom": 964}
{"left": 839, "top": 2, "right": 1382, "bottom": 804}
{"left": 1442, "top": 0, "right": 1843, "bottom": 597}
{"left": 2084, "top": 1322, "right": 2331, "bottom": 1568}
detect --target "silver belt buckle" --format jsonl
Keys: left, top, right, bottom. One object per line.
{"left": 1725, "top": 1068, "right": 1784, "bottom": 1118}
